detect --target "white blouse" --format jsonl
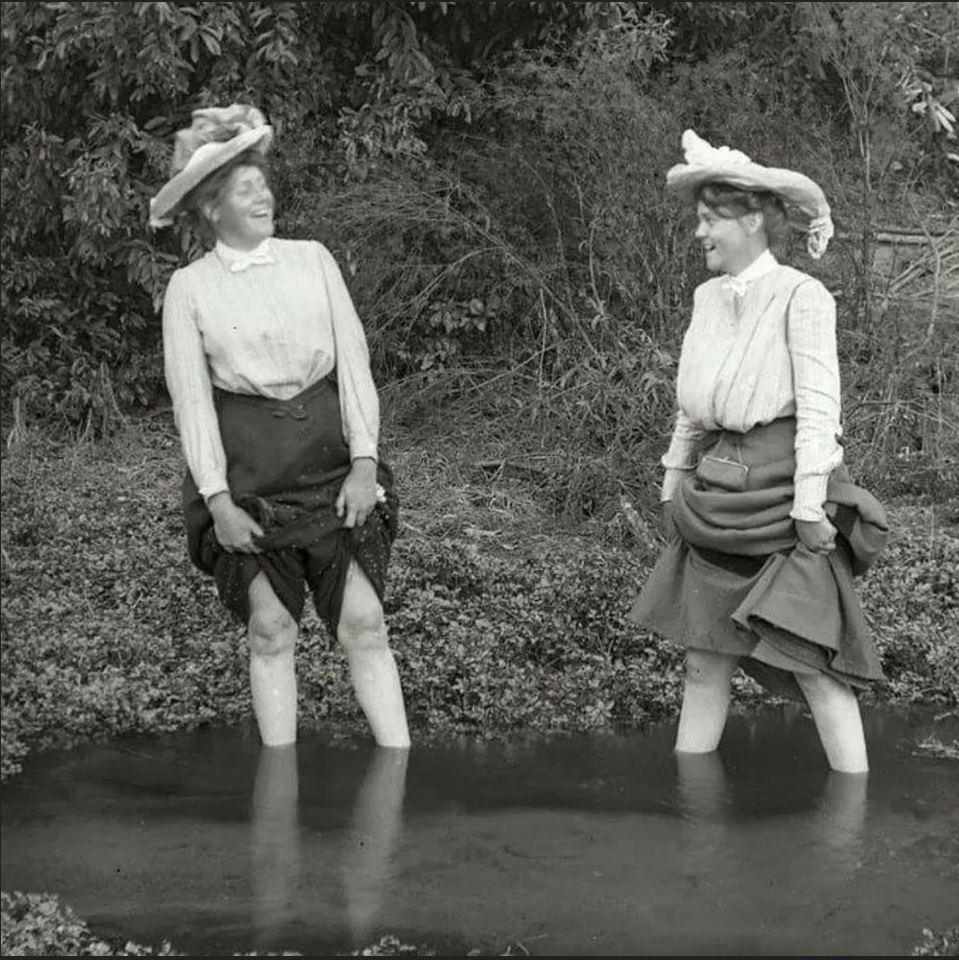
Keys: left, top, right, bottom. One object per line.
{"left": 162, "top": 238, "right": 379, "bottom": 501}
{"left": 661, "top": 251, "right": 843, "bottom": 523}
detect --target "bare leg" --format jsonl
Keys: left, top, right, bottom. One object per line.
{"left": 795, "top": 672, "right": 869, "bottom": 773}
{"left": 675, "top": 650, "right": 740, "bottom": 753}
{"left": 337, "top": 561, "right": 411, "bottom": 748}
{"left": 248, "top": 573, "right": 299, "bottom": 747}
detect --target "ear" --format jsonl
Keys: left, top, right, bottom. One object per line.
{"left": 743, "top": 211, "right": 764, "bottom": 237}
{"left": 200, "top": 201, "right": 220, "bottom": 225}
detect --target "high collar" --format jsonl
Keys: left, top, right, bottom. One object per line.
{"left": 729, "top": 248, "right": 778, "bottom": 283}
{"left": 722, "top": 249, "right": 778, "bottom": 298}
{"left": 214, "top": 237, "right": 274, "bottom": 263}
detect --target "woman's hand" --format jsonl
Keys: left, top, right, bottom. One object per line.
{"left": 208, "top": 493, "right": 264, "bottom": 554}
{"left": 795, "top": 517, "right": 837, "bottom": 554}
{"left": 336, "top": 458, "right": 378, "bottom": 528}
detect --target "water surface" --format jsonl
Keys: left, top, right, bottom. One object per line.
{"left": 2, "top": 708, "right": 957, "bottom": 956}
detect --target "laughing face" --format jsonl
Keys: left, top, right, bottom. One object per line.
{"left": 694, "top": 200, "right": 757, "bottom": 276}
{"left": 208, "top": 164, "right": 275, "bottom": 248}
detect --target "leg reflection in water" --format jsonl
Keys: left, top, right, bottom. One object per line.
{"left": 249, "top": 743, "right": 410, "bottom": 950}
{"left": 675, "top": 750, "right": 732, "bottom": 888}
{"left": 676, "top": 749, "right": 730, "bottom": 822}
{"left": 341, "top": 746, "right": 410, "bottom": 944}
{"left": 250, "top": 744, "right": 301, "bottom": 947}
{"left": 810, "top": 770, "right": 868, "bottom": 877}
{"left": 673, "top": 746, "right": 869, "bottom": 939}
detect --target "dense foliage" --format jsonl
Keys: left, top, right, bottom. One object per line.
{"left": 2, "top": 2, "right": 957, "bottom": 496}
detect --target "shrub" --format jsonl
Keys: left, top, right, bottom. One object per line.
{"left": 858, "top": 505, "right": 959, "bottom": 708}
{"left": 912, "top": 927, "right": 959, "bottom": 957}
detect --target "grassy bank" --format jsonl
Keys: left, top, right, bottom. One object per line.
{"left": 2, "top": 413, "right": 957, "bottom": 780}
{"left": 1, "top": 413, "right": 957, "bottom": 956}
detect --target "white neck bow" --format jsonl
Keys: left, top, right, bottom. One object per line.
{"left": 722, "top": 276, "right": 750, "bottom": 298}
{"left": 216, "top": 239, "right": 276, "bottom": 273}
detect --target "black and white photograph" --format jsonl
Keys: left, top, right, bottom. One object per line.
{"left": 1, "top": 2, "right": 957, "bottom": 955}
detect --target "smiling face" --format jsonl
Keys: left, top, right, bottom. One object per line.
{"left": 204, "top": 163, "right": 275, "bottom": 249}
{"left": 694, "top": 200, "right": 765, "bottom": 276}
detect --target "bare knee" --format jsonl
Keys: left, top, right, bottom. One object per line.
{"left": 795, "top": 671, "right": 825, "bottom": 697}
{"left": 685, "top": 650, "right": 739, "bottom": 688}
{"left": 248, "top": 583, "right": 297, "bottom": 660}
{"left": 337, "top": 565, "right": 388, "bottom": 653}
{"left": 796, "top": 671, "right": 856, "bottom": 706}
{"left": 337, "top": 599, "right": 387, "bottom": 653}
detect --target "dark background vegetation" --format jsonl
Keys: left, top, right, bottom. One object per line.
{"left": 1, "top": 2, "right": 958, "bottom": 955}
{"left": 1, "top": 1, "right": 957, "bottom": 499}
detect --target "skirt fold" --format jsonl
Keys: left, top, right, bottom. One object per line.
{"left": 630, "top": 418, "right": 889, "bottom": 699}
{"left": 182, "top": 373, "right": 398, "bottom": 631}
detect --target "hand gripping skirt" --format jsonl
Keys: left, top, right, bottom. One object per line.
{"left": 629, "top": 418, "right": 889, "bottom": 701}
{"left": 182, "top": 373, "right": 399, "bottom": 632}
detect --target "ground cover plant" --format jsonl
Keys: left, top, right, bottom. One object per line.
{"left": 2, "top": 416, "right": 957, "bottom": 783}
{"left": 2, "top": 890, "right": 958, "bottom": 957}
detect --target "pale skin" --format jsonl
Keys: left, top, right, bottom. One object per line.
{"left": 665, "top": 200, "right": 868, "bottom": 775}
{"left": 199, "top": 163, "right": 410, "bottom": 750}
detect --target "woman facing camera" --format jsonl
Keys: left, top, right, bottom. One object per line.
{"left": 150, "top": 105, "right": 410, "bottom": 749}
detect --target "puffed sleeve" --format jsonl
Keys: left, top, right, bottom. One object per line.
{"left": 317, "top": 243, "right": 379, "bottom": 462}
{"left": 786, "top": 278, "right": 844, "bottom": 522}
{"left": 162, "top": 269, "right": 230, "bottom": 500}
{"left": 660, "top": 411, "right": 708, "bottom": 501}
{"left": 660, "top": 283, "right": 710, "bottom": 501}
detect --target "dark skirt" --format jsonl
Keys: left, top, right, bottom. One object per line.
{"left": 629, "top": 418, "right": 889, "bottom": 701}
{"left": 182, "top": 373, "right": 398, "bottom": 631}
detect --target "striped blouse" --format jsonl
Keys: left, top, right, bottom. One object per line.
{"left": 162, "top": 238, "right": 379, "bottom": 501}
{"left": 661, "top": 250, "right": 843, "bottom": 523}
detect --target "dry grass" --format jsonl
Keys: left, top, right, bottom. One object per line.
{"left": 380, "top": 369, "right": 670, "bottom": 557}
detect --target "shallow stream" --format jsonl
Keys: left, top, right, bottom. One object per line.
{"left": 2, "top": 707, "right": 956, "bottom": 955}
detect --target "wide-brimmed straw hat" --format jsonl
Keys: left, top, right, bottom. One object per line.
{"left": 666, "top": 129, "right": 834, "bottom": 259}
{"left": 149, "top": 104, "right": 273, "bottom": 228}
